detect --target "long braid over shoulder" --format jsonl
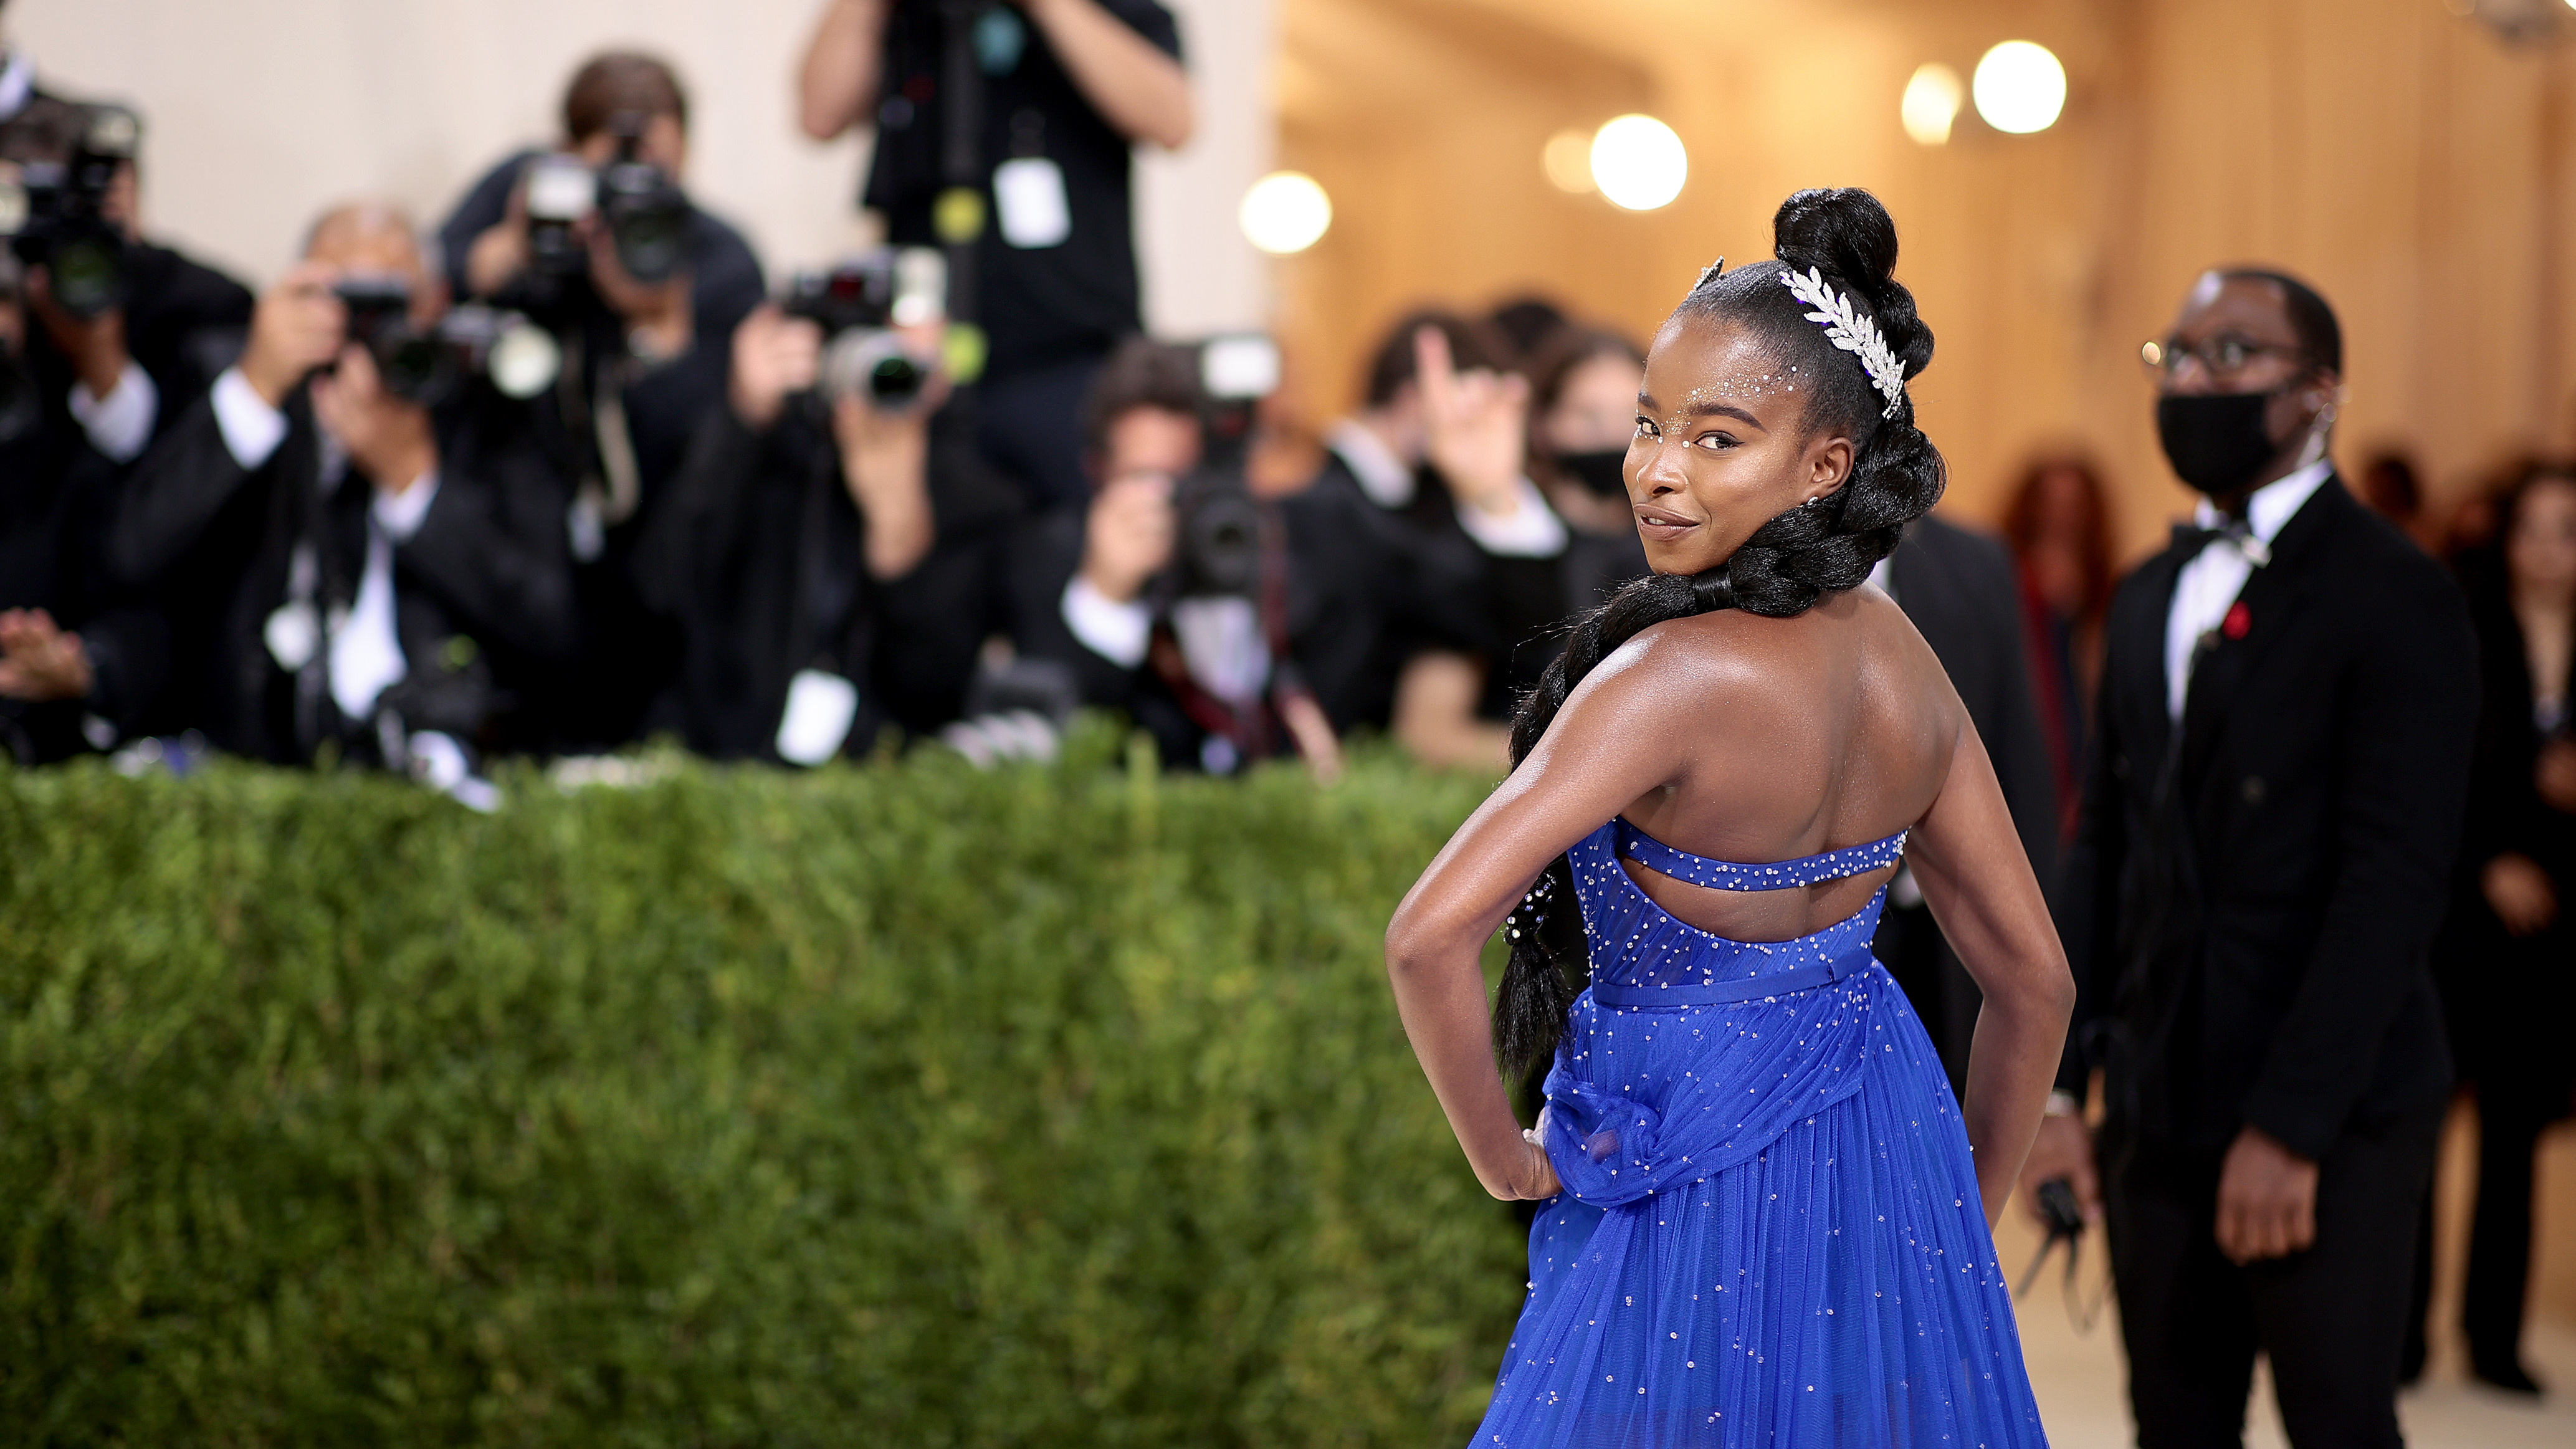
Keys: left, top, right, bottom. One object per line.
{"left": 1491, "top": 187, "right": 1949, "bottom": 1078}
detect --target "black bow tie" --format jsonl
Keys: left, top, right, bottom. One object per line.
{"left": 2171, "top": 518, "right": 2270, "bottom": 567}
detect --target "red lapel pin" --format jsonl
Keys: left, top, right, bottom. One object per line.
{"left": 2221, "top": 601, "right": 2252, "bottom": 640}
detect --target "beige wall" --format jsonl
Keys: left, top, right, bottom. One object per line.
{"left": 1274, "top": 0, "right": 2576, "bottom": 557}
{"left": 6, "top": 0, "right": 1271, "bottom": 333}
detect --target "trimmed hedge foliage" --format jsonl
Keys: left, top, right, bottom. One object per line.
{"left": 0, "top": 730, "right": 1524, "bottom": 1447}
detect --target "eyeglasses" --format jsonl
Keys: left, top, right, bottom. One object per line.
{"left": 2139, "top": 333, "right": 2305, "bottom": 381}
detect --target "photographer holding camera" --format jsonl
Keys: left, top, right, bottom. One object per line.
{"left": 0, "top": 247, "right": 171, "bottom": 764}
{"left": 0, "top": 92, "right": 250, "bottom": 760}
{"left": 108, "top": 203, "right": 578, "bottom": 782}
{"left": 1008, "top": 337, "right": 1342, "bottom": 777}
{"left": 436, "top": 50, "right": 763, "bottom": 748}
{"left": 798, "top": 0, "right": 1189, "bottom": 512}
{"left": 634, "top": 249, "right": 1022, "bottom": 764}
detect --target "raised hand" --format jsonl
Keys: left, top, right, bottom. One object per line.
{"left": 1079, "top": 472, "right": 1177, "bottom": 605}
{"left": 310, "top": 342, "right": 437, "bottom": 494}
{"left": 727, "top": 305, "right": 823, "bottom": 430}
{"left": 1414, "top": 324, "right": 1529, "bottom": 517}
{"left": 239, "top": 261, "right": 349, "bottom": 407}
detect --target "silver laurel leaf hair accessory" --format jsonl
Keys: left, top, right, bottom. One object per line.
{"left": 1778, "top": 265, "right": 1907, "bottom": 419}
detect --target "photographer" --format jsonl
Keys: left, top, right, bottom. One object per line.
{"left": 2, "top": 95, "right": 253, "bottom": 471}
{"left": 0, "top": 251, "right": 168, "bottom": 763}
{"left": 633, "top": 253, "right": 1021, "bottom": 763}
{"left": 798, "top": 0, "right": 1189, "bottom": 512}
{"left": 436, "top": 50, "right": 763, "bottom": 748}
{"left": 108, "top": 203, "right": 578, "bottom": 779}
{"left": 1009, "top": 337, "right": 1340, "bottom": 776}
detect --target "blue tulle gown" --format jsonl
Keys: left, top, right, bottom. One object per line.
{"left": 1472, "top": 817, "right": 2049, "bottom": 1447}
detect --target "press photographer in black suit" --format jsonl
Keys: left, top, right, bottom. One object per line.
{"left": 632, "top": 265, "right": 1020, "bottom": 763}
{"left": 437, "top": 52, "right": 765, "bottom": 748}
{"left": 2018, "top": 269, "right": 2476, "bottom": 1448}
{"left": 798, "top": 0, "right": 1190, "bottom": 512}
{"left": 0, "top": 95, "right": 249, "bottom": 758}
{"left": 1006, "top": 337, "right": 1343, "bottom": 775}
{"left": 109, "top": 204, "right": 578, "bottom": 777}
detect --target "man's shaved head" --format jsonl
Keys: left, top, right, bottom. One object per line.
{"left": 303, "top": 202, "right": 425, "bottom": 279}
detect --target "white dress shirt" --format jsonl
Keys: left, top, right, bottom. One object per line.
{"left": 67, "top": 361, "right": 158, "bottom": 462}
{"left": 210, "top": 366, "right": 440, "bottom": 719}
{"left": 2163, "top": 459, "right": 2332, "bottom": 719}
{"left": 1325, "top": 417, "right": 1568, "bottom": 557}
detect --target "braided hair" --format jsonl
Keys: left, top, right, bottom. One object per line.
{"left": 1492, "top": 187, "right": 1949, "bottom": 1078}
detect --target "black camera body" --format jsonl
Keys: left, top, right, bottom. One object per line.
{"left": 781, "top": 247, "right": 945, "bottom": 413}
{"left": 1170, "top": 335, "right": 1282, "bottom": 600}
{"left": 520, "top": 113, "right": 690, "bottom": 292}
{"left": 0, "top": 103, "right": 140, "bottom": 319}
{"left": 335, "top": 277, "right": 561, "bottom": 409}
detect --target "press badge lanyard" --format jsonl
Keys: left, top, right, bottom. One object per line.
{"left": 776, "top": 449, "right": 866, "bottom": 767}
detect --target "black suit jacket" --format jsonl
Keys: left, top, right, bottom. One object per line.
{"left": 1887, "top": 514, "right": 2062, "bottom": 891}
{"left": 634, "top": 401, "right": 1018, "bottom": 760}
{"left": 110, "top": 385, "right": 580, "bottom": 761}
{"left": 2057, "top": 477, "right": 2476, "bottom": 1158}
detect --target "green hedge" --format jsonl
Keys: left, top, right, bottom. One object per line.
{"left": 0, "top": 730, "right": 1524, "bottom": 1447}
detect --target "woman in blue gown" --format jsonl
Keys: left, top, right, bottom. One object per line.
{"left": 1386, "top": 189, "right": 2072, "bottom": 1447}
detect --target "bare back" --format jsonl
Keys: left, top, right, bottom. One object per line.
{"left": 1610, "top": 583, "right": 1962, "bottom": 940}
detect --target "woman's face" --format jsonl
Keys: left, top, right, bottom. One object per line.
{"left": 1626, "top": 313, "right": 1853, "bottom": 576}
{"left": 2507, "top": 477, "right": 2576, "bottom": 600}
{"left": 1538, "top": 351, "right": 1643, "bottom": 455}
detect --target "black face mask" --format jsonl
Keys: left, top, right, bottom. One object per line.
{"left": 2155, "top": 390, "right": 2284, "bottom": 497}
{"left": 1554, "top": 448, "right": 1629, "bottom": 499}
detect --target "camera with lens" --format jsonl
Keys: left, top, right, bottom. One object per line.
{"left": 334, "top": 277, "right": 563, "bottom": 409}
{"left": 520, "top": 110, "right": 690, "bottom": 290}
{"left": 0, "top": 102, "right": 140, "bottom": 319}
{"left": 781, "top": 246, "right": 945, "bottom": 413}
{"left": 1169, "top": 333, "right": 1282, "bottom": 600}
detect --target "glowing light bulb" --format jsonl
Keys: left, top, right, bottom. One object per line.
{"left": 1901, "top": 64, "right": 1965, "bottom": 146}
{"left": 1543, "top": 129, "right": 1596, "bottom": 194}
{"left": 1972, "top": 41, "right": 2067, "bottom": 135}
{"left": 1239, "top": 171, "right": 1332, "bottom": 256}
{"left": 1590, "top": 114, "right": 1687, "bottom": 211}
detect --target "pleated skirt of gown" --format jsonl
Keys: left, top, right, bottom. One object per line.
{"left": 1469, "top": 934, "right": 2050, "bottom": 1446}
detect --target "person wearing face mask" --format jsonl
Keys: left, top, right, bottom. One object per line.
{"left": 2016, "top": 269, "right": 2476, "bottom": 1448}
{"left": 108, "top": 204, "right": 579, "bottom": 782}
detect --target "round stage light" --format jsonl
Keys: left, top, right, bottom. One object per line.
{"left": 1239, "top": 171, "right": 1332, "bottom": 255}
{"left": 1590, "top": 114, "right": 1687, "bottom": 211}
{"left": 1901, "top": 63, "right": 1965, "bottom": 146}
{"left": 1543, "top": 128, "right": 1596, "bottom": 194}
{"left": 1973, "top": 41, "right": 2066, "bottom": 135}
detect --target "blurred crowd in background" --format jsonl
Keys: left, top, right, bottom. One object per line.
{"left": 3, "top": 0, "right": 2573, "bottom": 1408}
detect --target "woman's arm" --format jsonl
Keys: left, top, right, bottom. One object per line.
{"left": 1019, "top": 0, "right": 1194, "bottom": 150}
{"left": 1904, "top": 723, "right": 2076, "bottom": 1223}
{"left": 1384, "top": 631, "right": 1709, "bottom": 1200}
{"left": 798, "top": 0, "right": 890, "bottom": 141}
